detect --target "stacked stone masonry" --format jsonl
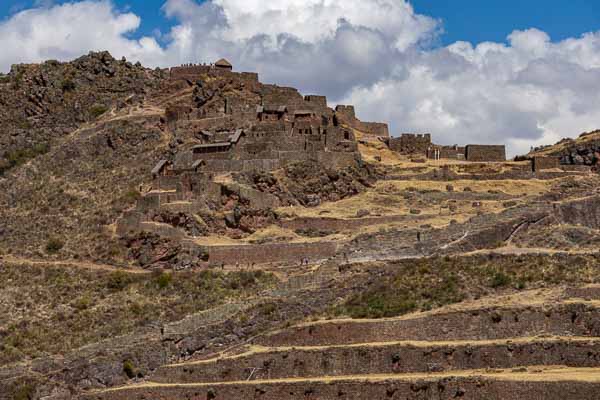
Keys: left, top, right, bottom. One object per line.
{"left": 204, "top": 242, "right": 338, "bottom": 267}
{"left": 386, "top": 133, "right": 506, "bottom": 162}
{"left": 532, "top": 156, "right": 561, "bottom": 171}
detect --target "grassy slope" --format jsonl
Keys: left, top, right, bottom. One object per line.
{"left": 0, "top": 262, "right": 276, "bottom": 365}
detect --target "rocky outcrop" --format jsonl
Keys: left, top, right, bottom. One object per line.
{"left": 0, "top": 51, "right": 165, "bottom": 174}
{"left": 237, "top": 159, "right": 376, "bottom": 207}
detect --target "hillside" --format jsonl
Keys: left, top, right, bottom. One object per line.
{"left": 528, "top": 129, "right": 600, "bottom": 166}
{"left": 2, "top": 53, "right": 600, "bottom": 400}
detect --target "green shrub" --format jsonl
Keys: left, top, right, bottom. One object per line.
{"left": 90, "top": 104, "right": 108, "bottom": 119}
{"left": 489, "top": 271, "right": 511, "bottom": 288}
{"left": 12, "top": 70, "right": 24, "bottom": 89}
{"left": 61, "top": 78, "right": 76, "bottom": 92}
{"left": 72, "top": 295, "right": 92, "bottom": 310}
{"left": 258, "top": 302, "right": 277, "bottom": 316}
{"left": 0, "top": 143, "right": 49, "bottom": 176}
{"left": 123, "top": 360, "right": 136, "bottom": 379}
{"left": 45, "top": 238, "right": 64, "bottom": 254}
{"left": 107, "top": 270, "right": 134, "bottom": 290}
{"left": 122, "top": 188, "right": 141, "bottom": 204}
{"left": 13, "top": 382, "right": 35, "bottom": 400}
{"left": 156, "top": 272, "right": 172, "bottom": 289}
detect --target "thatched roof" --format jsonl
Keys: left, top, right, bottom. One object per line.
{"left": 257, "top": 105, "right": 287, "bottom": 114}
{"left": 215, "top": 58, "right": 232, "bottom": 68}
{"left": 151, "top": 160, "right": 169, "bottom": 176}
{"left": 229, "top": 129, "right": 244, "bottom": 144}
{"left": 192, "top": 142, "right": 231, "bottom": 150}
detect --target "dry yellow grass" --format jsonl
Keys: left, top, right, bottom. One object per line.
{"left": 193, "top": 235, "right": 242, "bottom": 246}
{"left": 379, "top": 179, "right": 552, "bottom": 196}
{"left": 277, "top": 179, "right": 553, "bottom": 220}
{"left": 353, "top": 129, "right": 404, "bottom": 165}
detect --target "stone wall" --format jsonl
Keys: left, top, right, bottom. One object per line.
{"left": 304, "top": 95, "right": 327, "bottom": 109}
{"left": 465, "top": 145, "right": 506, "bottom": 162}
{"left": 258, "top": 302, "right": 600, "bottom": 347}
{"left": 335, "top": 105, "right": 356, "bottom": 119}
{"left": 169, "top": 65, "right": 211, "bottom": 80}
{"left": 557, "top": 195, "right": 600, "bottom": 229}
{"left": 205, "top": 241, "right": 338, "bottom": 266}
{"left": 435, "top": 145, "right": 466, "bottom": 160}
{"left": 87, "top": 376, "right": 600, "bottom": 400}
{"left": 280, "top": 214, "right": 429, "bottom": 232}
{"left": 154, "top": 339, "right": 600, "bottom": 384}
{"left": 389, "top": 133, "right": 431, "bottom": 154}
{"left": 532, "top": 156, "right": 560, "bottom": 172}
{"left": 260, "top": 85, "right": 305, "bottom": 111}
{"left": 170, "top": 66, "right": 259, "bottom": 88}
{"left": 359, "top": 121, "right": 390, "bottom": 138}
{"left": 203, "top": 158, "right": 282, "bottom": 173}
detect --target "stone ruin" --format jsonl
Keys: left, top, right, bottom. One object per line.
{"left": 116, "top": 59, "right": 390, "bottom": 267}
{"left": 388, "top": 133, "right": 432, "bottom": 154}
{"left": 387, "top": 133, "right": 506, "bottom": 162}
{"left": 164, "top": 59, "right": 389, "bottom": 175}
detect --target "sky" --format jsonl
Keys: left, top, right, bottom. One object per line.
{"left": 1, "top": 0, "right": 600, "bottom": 156}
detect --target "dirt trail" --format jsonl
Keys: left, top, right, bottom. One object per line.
{"left": 97, "top": 366, "right": 600, "bottom": 392}
{"left": 1, "top": 256, "right": 149, "bottom": 274}
{"left": 165, "top": 336, "right": 600, "bottom": 367}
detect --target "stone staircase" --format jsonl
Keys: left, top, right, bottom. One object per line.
{"left": 84, "top": 287, "right": 600, "bottom": 399}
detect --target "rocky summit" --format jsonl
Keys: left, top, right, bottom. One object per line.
{"left": 2, "top": 52, "right": 600, "bottom": 400}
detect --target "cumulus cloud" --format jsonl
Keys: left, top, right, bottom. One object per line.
{"left": 0, "top": 0, "right": 164, "bottom": 72}
{"left": 2, "top": 0, "right": 600, "bottom": 155}
{"left": 345, "top": 29, "right": 600, "bottom": 155}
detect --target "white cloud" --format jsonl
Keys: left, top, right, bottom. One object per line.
{"left": 0, "top": 0, "right": 164, "bottom": 72}
{"left": 1, "top": 1, "right": 600, "bottom": 155}
{"left": 345, "top": 29, "right": 600, "bottom": 155}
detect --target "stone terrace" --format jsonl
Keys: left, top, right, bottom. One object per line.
{"left": 85, "top": 286, "right": 600, "bottom": 400}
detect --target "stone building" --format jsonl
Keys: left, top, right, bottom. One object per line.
{"left": 388, "top": 133, "right": 431, "bottom": 154}
{"left": 465, "top": 145, "right": 506, "bottom": 162}
{"left": 333, "top": 105, "right": 390, "bottom": 138}
{"left": 215, "top": 58, "right": 233, "bottom": 71}
{"left": 427, "top": 145, "right": 466, "bottom": 160}
{"left": 531, "top": 156, "right": 560, "bottom": 172}
{"left": 164, "top": 59, "right": 380, "bottom": 174}
{"left": 386, "top": 132, "right": 506, "bottom": 162}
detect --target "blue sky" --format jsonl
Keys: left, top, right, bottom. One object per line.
{"left": 1, "top": 0, "right": 600, "bottom": 154}
{"left": 3, "top": 0, "right": 600, "bottom": 46}
{"left": 413, "top": 0, "right": 600, "bottom": 45}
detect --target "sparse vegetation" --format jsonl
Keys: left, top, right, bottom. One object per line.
{"left": 207, "top": 388, "right": 217, "bottom": 399}
{"left": 45, "top": 237, "right": 65, "bottom": 254}
{"left": 0, "top": 263, "right": 276, "bottom": 364}
{"left": 107, "top": 270, "right": 135, "bottom": 290}
{"left": 123, "top": 360, "right": 136, "bottom": 379}
{"left": 156, "top": 271, "right": 173, "bottom": 288}
{"left": 12, "top": 69, "right": 24, "bottom": 89}
{"left": 0, "top": 143, "right": 49, "bottom": 176}
{"left": 11, "top": 381, "right": 36, "bottom": 400}
{"left": 335, "top": 254, "right": 600, "bottom": 319}
{"left": 61, "top": 78, "right": 76, "bottom": 92}
{"left": 122, "top": 188, "right": 142, "bottom": 204}
{"left": 89, "top": 104, "right": 108, "bottom": 118}
{"left": 489, "top": 271, "right": 511, "bottom": 288}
